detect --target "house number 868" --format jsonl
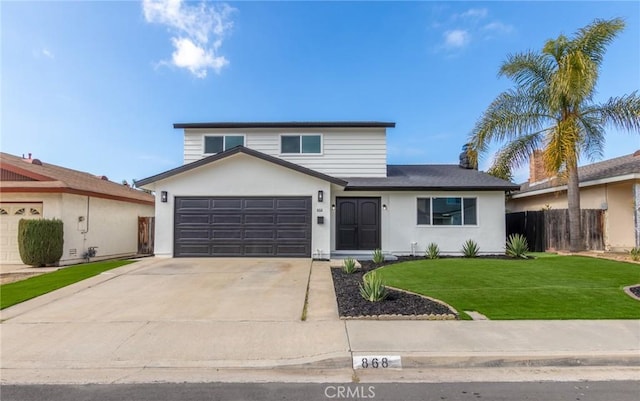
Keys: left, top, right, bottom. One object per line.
{"left": 361, "top": 357, "right": 389, "bottom": 368}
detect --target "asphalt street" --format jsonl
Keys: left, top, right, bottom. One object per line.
{"left": 2, "top": 381, "right": 639, "bottom": 401}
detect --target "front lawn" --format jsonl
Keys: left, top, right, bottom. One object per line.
{"left": 376, "top": 255, "right": 640, "bottom": 320}
{"left": 1, "top": 260, "right": 134, "bottom": 310}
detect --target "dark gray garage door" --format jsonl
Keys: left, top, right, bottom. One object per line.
{"left": 174, "top": 197, "right": 312, "bottom": 257}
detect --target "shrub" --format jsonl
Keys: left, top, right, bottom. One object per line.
{"left": 18, "top": 218, "right": 64, "bottom": 267}
{"left": 630, "top": 247, "right": 640, "bottom": 262}
{"left": 425, "top": 242, "right": 440, "bottom": 259}
{"left": 506, "top": 234, "right": 529, "bottom": 259}
{"left": 359, "top": 271, "right": 388, "bottom": 302}
{"left": 372, "top": 248, "right": 385, "bottom": 264}
{"left": 342, "top": 257, "right": 357, "bottom": 274}
{"left": 461, "top": 239, "right": 479, "bottom": 258}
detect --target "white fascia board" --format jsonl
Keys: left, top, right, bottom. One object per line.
{"left": 510, "top": 173, "right": 640, "bottom": 199}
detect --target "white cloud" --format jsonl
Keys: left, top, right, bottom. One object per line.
{"left": 142, "top": 0, "right": 235, "bottom": 78}
{"left": 171, "top": 37, "right": 228, "bottom": 78}
{"left": 456, "top": 8, "right": 488, "bottom": 20}
{"left": 443, "top": 29, "right": 470, "bottom": 48}
{"left": 42, "top": 48, "right": 54, "bottom": 59}
{"left": 483, "top": 21, "right": 514, "bottom": 34}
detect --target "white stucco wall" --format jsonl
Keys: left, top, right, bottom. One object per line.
{"left": 149, "top": 153, "right": 332, "bottom": 258}
{"left": 330, "top": 189, "right": 508, "bottom": 255}
{"left": 0, "top": 192, "right": 154, "bottom": 265}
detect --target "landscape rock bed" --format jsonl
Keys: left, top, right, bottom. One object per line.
{"left": 628, "top": 285, "right": 640, "bottom": 299}
{"left": 331, "top": 258, "right": 457, "bottom": 319}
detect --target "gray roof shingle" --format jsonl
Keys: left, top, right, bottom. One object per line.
{"left": 517, "top": 151, "right": 640, "bottom": 194}
{"left": 344, "top": 165, "right": 519, "bottom": 191}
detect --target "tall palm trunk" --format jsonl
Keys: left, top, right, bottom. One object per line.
{"left": 567, "top": 160, "right": 583, "bottom": 252}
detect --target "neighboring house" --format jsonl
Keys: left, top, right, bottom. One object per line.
{"left": 507, "top": 150, "right": 640, "bottom": 252}
{"left": 137, "top": 122, "right": 518, "bottom": 259}
{"left": 0, "top": 152, "right": 155, "bottom": 265}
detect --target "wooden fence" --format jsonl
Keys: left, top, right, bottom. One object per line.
{"left": 506, "top": 209, "right": 604, "bottom": 251}
{"left": 138, "top": 216, "right": 155, "bottom": 255}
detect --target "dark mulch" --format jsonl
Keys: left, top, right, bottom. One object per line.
{"left": 629, "top": 285, "right": 640, "bottom": 298}
{"left": 331, "top": 258, "right": 457, "bottom": 319}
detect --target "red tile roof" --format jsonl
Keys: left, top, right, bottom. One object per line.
{"left": 0, "top": 152, "right": 154, "bottom": 205}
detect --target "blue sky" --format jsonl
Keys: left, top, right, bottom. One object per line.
{"left": 2, "top": 1, "right": 639, "bottom": 184}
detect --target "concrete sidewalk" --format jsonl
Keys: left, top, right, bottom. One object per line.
{"left": 1, "top": 258, "right": 639, "bottom": 384}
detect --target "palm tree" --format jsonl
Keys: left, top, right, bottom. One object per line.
{"left": 469, "top": 18, "right": 640, "bottom": 252}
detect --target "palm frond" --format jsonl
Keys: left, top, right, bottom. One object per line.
{"left": 499, "top": 51, "right": 554, "bottom": 91}
{"left": 576, "top": 112, "right": 605, "bottom": 162}
{"left": 469, "top": 88, "right": 554, "bottom": 155}
{"left": 573, "top": 18, "right": 625, "bottom": 66}
{"left": 544, "top": 118, "right": 581, "bottom": 173}
{"left": 594, "top": 92, "right": 640, "bottom": 133}
{"left": 487, "top": 132, "right": 545, "bottom": 181}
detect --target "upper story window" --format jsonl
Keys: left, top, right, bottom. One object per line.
{"left": 417, "top": 197, "right": 477, "bottom": 226}
{"left": 280, "top": 134, "right": 322, "bottom": 154}
{"left": 204, "top": 135, "right": 244, "bottom": 154}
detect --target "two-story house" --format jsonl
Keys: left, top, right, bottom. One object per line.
{"left": 137, "top": 122, "right": 518, "bottom": 259}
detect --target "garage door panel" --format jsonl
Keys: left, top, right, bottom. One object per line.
{"left": 244, "top": 244, "right": 275, "bottom": 255}
{"left": 244, "top": 199, "right": 275, "bottom": 209}
{"left": 174, "top": 197, "right": 311, "bottom": 257}
{"left": 212, "top": 199, "right": 242, "bottom": 209}
{"left": 175, "top": 228, "right": 210, "bottom": 240}
{"left": 276, "top": 198, "right": 308, "bottom": 210}
{"left": 176, "top": 214, "right": 211, "bottom": 225}
{"left": 211, "top": 215, "right": 243, "bottom": 224}
{"left": 277, "top": 215, "right": 308, "bottom": 224}
{"left": 244, "top": 230, "right": 276, "bottom": 240}
{"left": 177, "top": 199, "right": 210, "bottom": 210}
{"left": 211, "top": 245, "right": 243, "bottom": 255}
{"left": 211, "top": 230, "right": 242, "bottom": 239}
{"left": 174, "top": 244, "right": 211, "bottom": 256}
{"left": 244, "top": 215, "right": 275, "bottom": 224}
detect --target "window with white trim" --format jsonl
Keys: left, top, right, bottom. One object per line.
{"left": 280, "top": 134, "right": 322, "bottom": 154}
{"left": 417, "top": 197, "right": 477, "bottom": 226}
{"left": 204, "top": 135, "right": 244, "bottom": 154}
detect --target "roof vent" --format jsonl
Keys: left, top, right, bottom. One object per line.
{"left": 22, "top": 153, "right": 43, "bottom": 165}
{"left": 99, "top": 175, "right": 109, "bottom": 181}
{"left": 633, "top": 150, "right": 640, "bottom": 157}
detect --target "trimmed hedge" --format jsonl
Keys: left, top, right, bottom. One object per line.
{"left": 18, "top": 219, "right": 64, "bottom": 267}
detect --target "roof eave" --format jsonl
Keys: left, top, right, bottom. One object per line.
{"left": 344, "top": 185, "right": 520, "bottom": 191}
{"left": 173, "top": 121, "right": 396, "bottom": 129}
{"left": 511, "top": 173, "right": 640, "bottom": 199}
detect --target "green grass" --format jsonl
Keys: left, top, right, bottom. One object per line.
{"left": 1, "top": 260, "right": 134, "bottom": 310}
{"left": 377, "top": 255, "right": 640, "bottom": 320}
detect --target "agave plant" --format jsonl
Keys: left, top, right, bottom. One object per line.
{"left": 372, "top": 248, "right": 385, "bottom": 264}
{"left": 425, "top": 242, "right": 440, "bottom": 259}
{"left": 506, "top": 234, "right": 529, "bottom": 259}
{"left": 461, "top": 239, "right": 480, "bottom": 258}
{"left": 342, "top": 257, "right": 357, "bottom": 274}
{"left": 359, "top": 271, "right": 388, "bottom": 302}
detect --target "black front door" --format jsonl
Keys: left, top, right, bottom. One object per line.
{"left": 336, "top": 197, "right": 381, "bottom": 250}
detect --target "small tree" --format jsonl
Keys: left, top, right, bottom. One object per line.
{"left": 18, "top": 219, "right": 64, "bottom": 267}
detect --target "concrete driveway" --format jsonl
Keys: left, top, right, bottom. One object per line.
{"left": 0, "top": 258, "right": 350, "bottom": 383}
{"left": 4, "top": 258, "right": 311, "bottom": 322}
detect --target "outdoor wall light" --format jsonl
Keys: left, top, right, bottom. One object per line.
{"left": 161, "top": 191, "right": 168, "bottom": 203}
{"left": 318, "top": 190, "right": 324, "bottom": 202}
{"left": 383, "top": 204, "right": 387, "bottom": 211}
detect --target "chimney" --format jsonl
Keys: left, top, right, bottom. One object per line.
{"left": 529, "top": 150, "right": 547, "bottom": 183}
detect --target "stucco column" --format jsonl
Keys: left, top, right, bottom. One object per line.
{"left": 635, "top": 183, "right": 640, "bottom": 248}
